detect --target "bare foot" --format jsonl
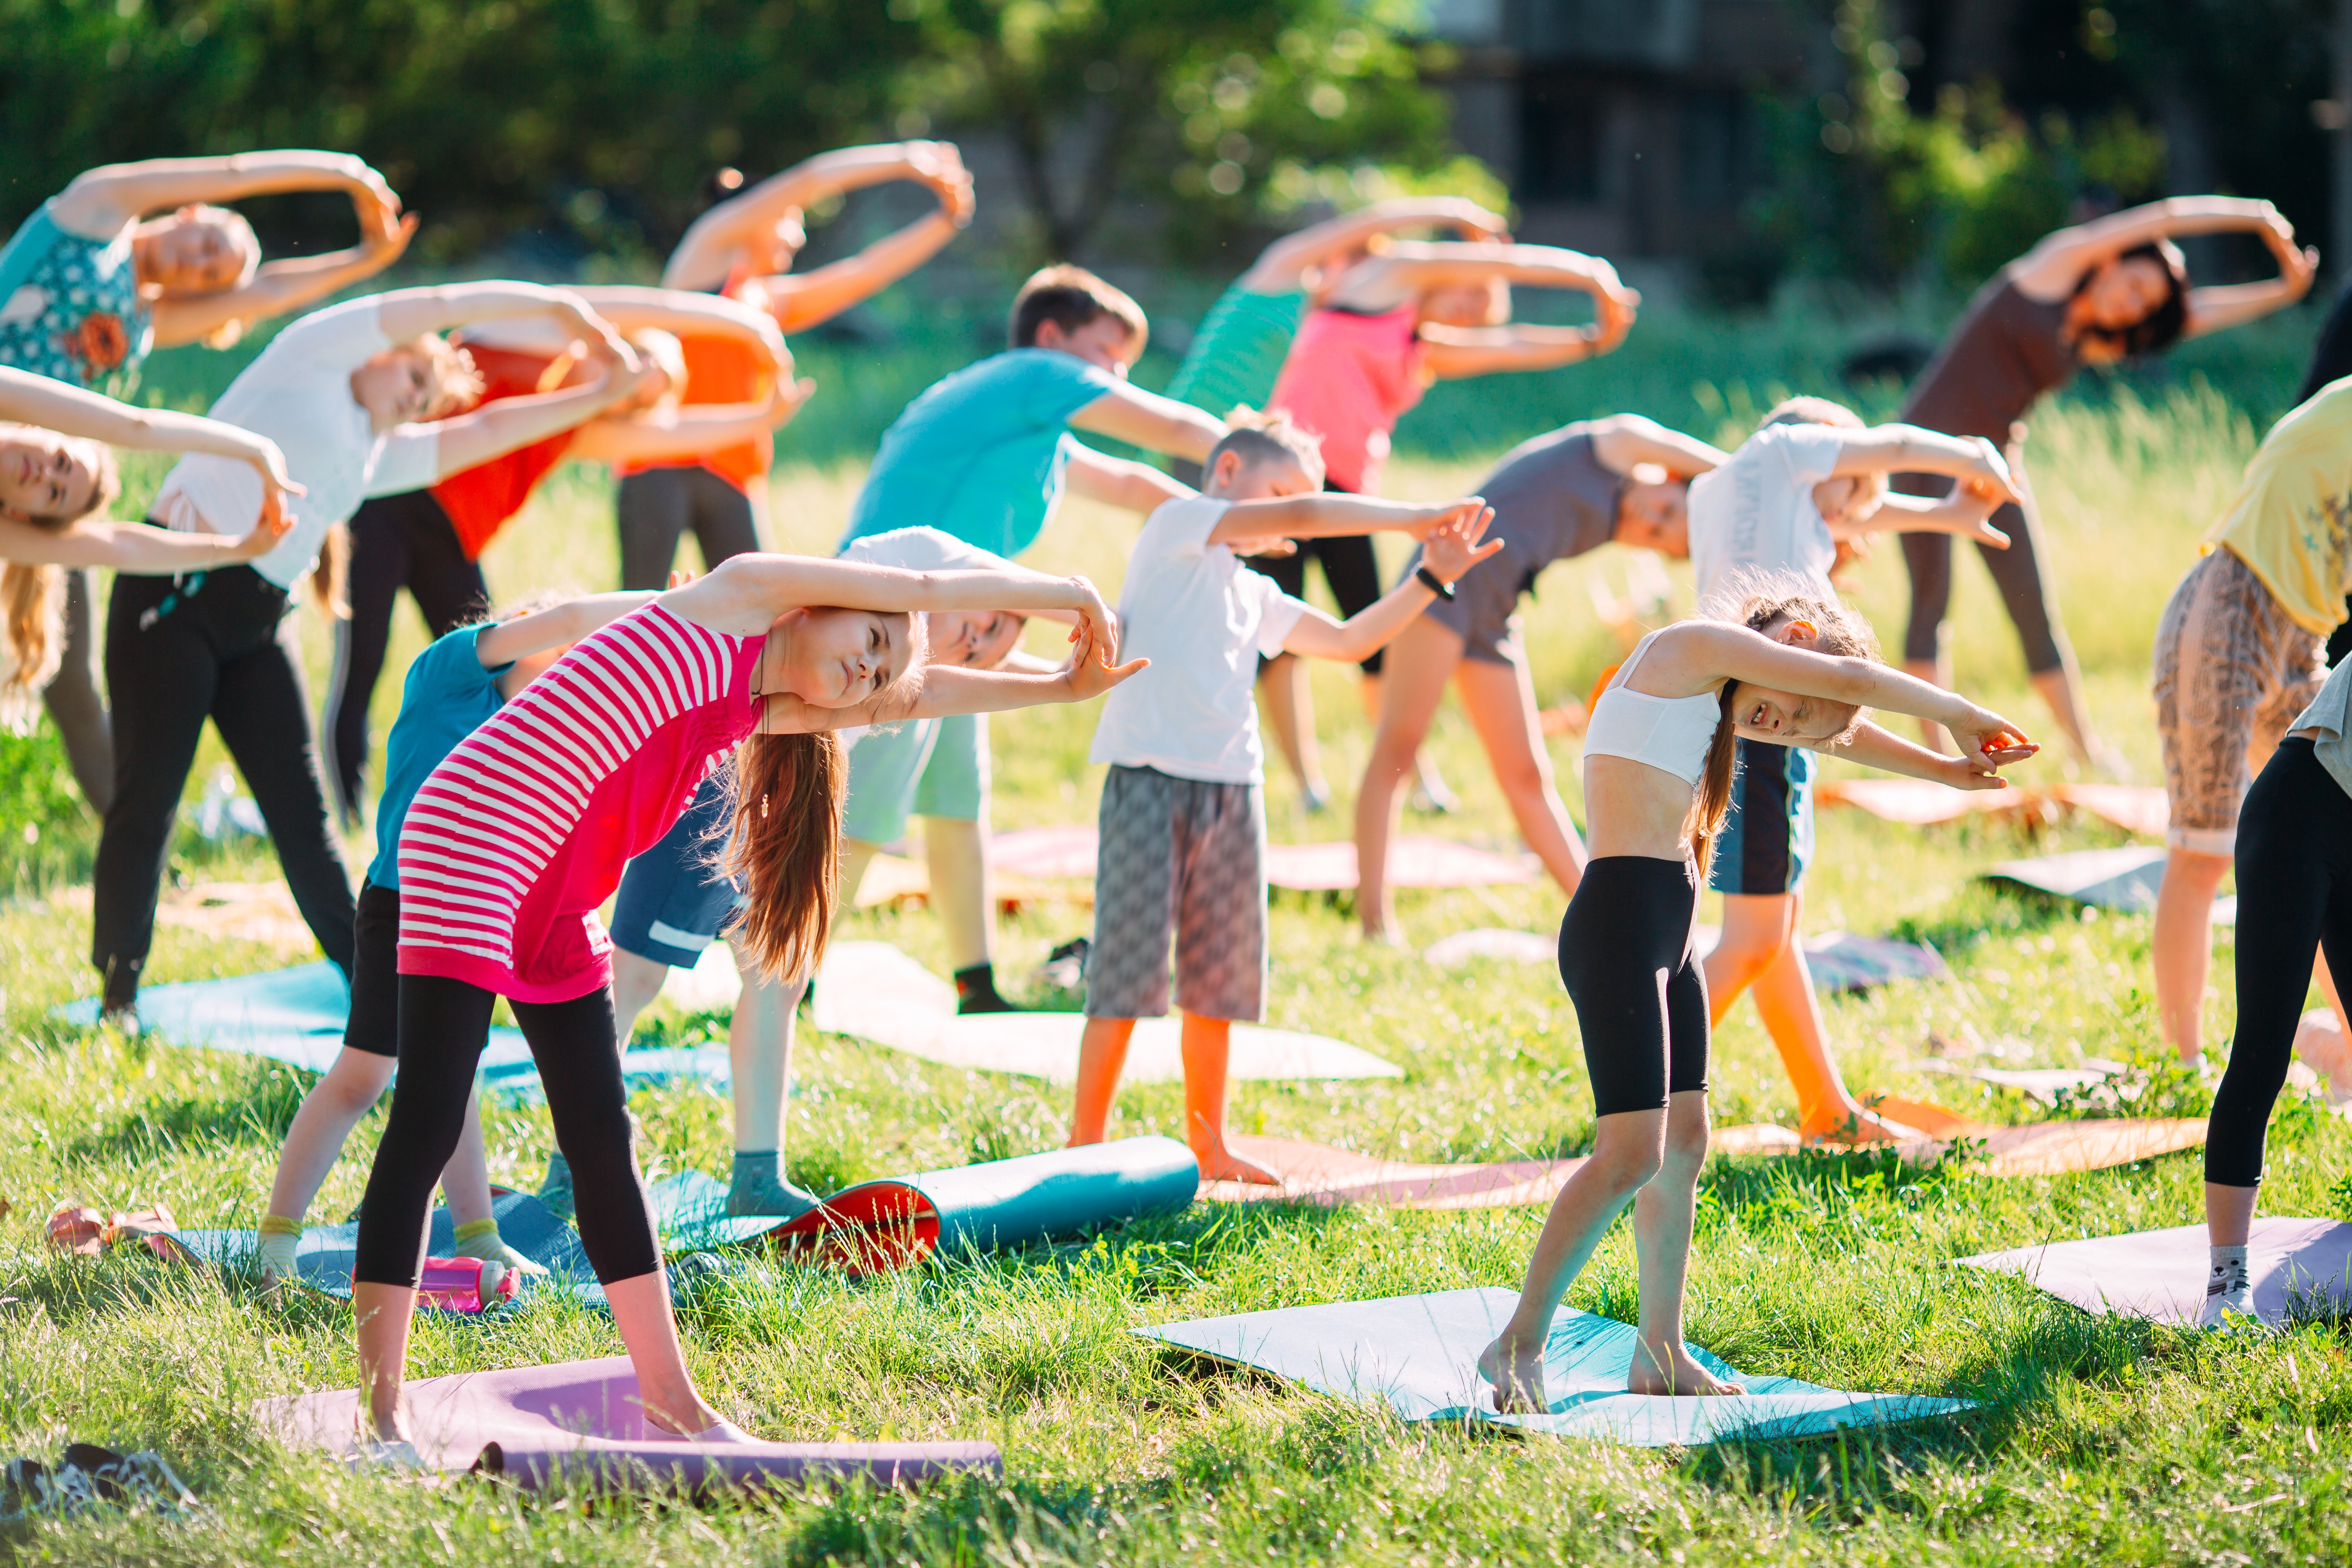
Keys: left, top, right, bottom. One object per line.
{"left": 1194, "top": 1140, "right": 1283, "bottom": 1185}
{"left": 1801, "top": 1108, "right": 1923, "bottom": 1146}
{"left": 1359, "top": 921, "right": 1408, "bottom": 948}
{"left": 1477, "top": 1333, "right": 1549, "bottom": 1413}
{"left": 1628, "top": 1341, "right": 1746, "bottom": 1397}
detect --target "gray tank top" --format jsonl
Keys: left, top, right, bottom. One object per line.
{"left": 1901, "top": 273, "right": 2076, "bottom": 441}
{"left": 1476, "top": 424, "right": 1626, "bottom": 574}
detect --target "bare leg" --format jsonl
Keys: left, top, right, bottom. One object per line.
{"left": 1452, "top": 649, "right": 1586, "bottom": 896}
{"left": 436, "top": 1088, "right": 497, "bottom": 1229}
{"left": 1706, "top": 894, "right": 1902, "bottom": 1143}
{"left": 1475, "top": 1107, "right": 1666, "bottom": 1412}
{"left": 2029, "top": 666, "right": 2116, "bottom": 772}
{"left": 1360, "top": 671, "right": 1452, "bottom": 810}
{"left": 266, "top": 1051, "right": 500, "bottom": 1228}
{"left": 2205, "top": 1181, "right": 2260, "bottom": 1248}
{"left": 725, "top": 938, "right": 795, "bottom": 1154}
{"left": 1628, "top": 1090, "right": 1744, "bottom": 1395}
{"left": 1257, "top": 654, "right": 1329, "bottom": 802}
{"left": 1354, "top": 618, "right": 1459, "bottom": 940}
{"left": 2153, "top": 847, "right": 2232, "bottom": 1065}
{"left": 840, "top": 839, "right": 880, "bottom": 907}
{"left": 610, "top": 949, "right": 671, "bottom": 1046}
{"left": 605, "top": 1271, "right": 726, "bottom": 1435}
{"left": 1068, "top": 1017, "right": 1136, "bottom": 1145}
{"left": 1179, "top": 1013, "right": 1278, "bottom": 1184}
{"left": 924, "top": 815, "right": 995, "bottom": 974}
{"left": 353, "top": 1281, "right": 419, "bottom": 1441}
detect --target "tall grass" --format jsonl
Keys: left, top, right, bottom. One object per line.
{"left": 2, "top": 295, "right": 2347, "bottom": 1566}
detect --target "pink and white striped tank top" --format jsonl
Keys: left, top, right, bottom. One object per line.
{"left": 395, "top": 602, "right": 762, "bottom": 1002}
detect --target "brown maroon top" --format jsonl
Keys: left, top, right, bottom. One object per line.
{"left": 1900, "top": 273, "right": 2076, "bottom": 441}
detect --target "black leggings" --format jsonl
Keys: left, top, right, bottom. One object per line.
{"left": 2207, "top": 739, "right": 2352, "bottom": 1187}
{"left": 353, "top": 973, "right": 658, "bottom": 1287}
{"left": 616, "top": 466, "right": 759, "bottom": 591}
{"left": 1895, "top": 483, "right": 2068, "bottom": 675}
{"left": 323, "top": 491, "right": 490, "bottom": 820}
{"left": 40, "top": 566, "right": 113, "bottom": 813}
{"left": 1246, "top": 534, "right": 1387, "bottom": 674}
{"left": 1559, "top": 855, "right": 1710, "bottom": 1116}
{"left": 93, "top": 565, "right": 356, "bottom": 1005}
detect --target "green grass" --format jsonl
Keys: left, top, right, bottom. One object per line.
{"left": 5, "top": 305, "right": 2352, "bottom": 1564}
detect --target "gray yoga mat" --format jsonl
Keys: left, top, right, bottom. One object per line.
{"left": 1959, "top": 1216, "right": 2352, "bottom": 1326}
{"left": 1984, "top": 847, "right": 2237, "bottom": 924}
{"left": 1139, "top": 1287, "right": 1970, "bottom": 1445}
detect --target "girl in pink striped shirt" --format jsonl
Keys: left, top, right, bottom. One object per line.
{"left": 349, "top": 552, "right": 1135, "bottom": 1457}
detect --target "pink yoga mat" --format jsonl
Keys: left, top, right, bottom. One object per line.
{"left": 989, "top": 826, "right": 1537, "bottom": 891}
{"left": 259, "top": 1358, "right": 1000, "bottom": 1490}
{"left": 1958, "top": 1217, "right": 2352, "bottom": 1327}
{"left": 1199, "top": 1135, "right": 1584, "bottom": 1209}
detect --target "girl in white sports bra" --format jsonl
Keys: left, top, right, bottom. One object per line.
{"left": 1479, "top": 576, "right": 2037, "bottom": 1412}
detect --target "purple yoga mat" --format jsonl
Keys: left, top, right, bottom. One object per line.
{"left": 1959, "top": 1216, "right": 2352, "bottom": 1326}
{"left": 258, "top": 1357, "right": 1001, "bottom": 1490}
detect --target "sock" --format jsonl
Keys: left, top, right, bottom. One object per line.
{"left": 255, "top": 1213, "right": 302, "bottom": 1278}
{"left": 2208, "top": 1243, "right": 2250, "bottom": 1297}
{"left": 537, "top": 1152, "right": 574, "bottom": 1220}
{"left": 728, "top": 1151, "right": 819, "bottom": 1219}
{"left": 954, "top": 962, "right": 1017, "bottom": 1015}
{"left": 453, "top": 1216, "right": 544, "bottom": 1276}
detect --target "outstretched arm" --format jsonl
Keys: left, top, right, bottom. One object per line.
{"left": 1829, "top": 721, "right": 2017, "bottom": 789}
{"left": 1239, "top": 198, "right": 1508, "bottom": 292}
{"left": 1831, "top": 425, "right": 2018, "bottom": 494}
{"left": 0, "top": 367, "right": 297, "bottom": 493}
{"left": 1843, "top": 479, "right": 2010, "bottom": 547}
{"left": 1278, "top": 505, "right": 1501, "bottom": 664}
{"left": 474, "top": 591, "right": 659, "bottom": 667}
{"left": 1063, "top": 445, "right": 1193, "bottom": 516}
{"left": 567, "top": 381, "right": 812, "bottom": 465}
{"left": 663, "top": 141, "right": 973, "bottom": 303}
{"left": 373, "top": 283, "right": 637, "bottom": 364}
{"left": 1586, "top": 413, "right": 1727, "bottom": 477}
{"left": 762, "top": 619, "right": 1142, "bottom": 734}
{"left": 152, "top": 214, "right": 416, "bottom": 348}
{"left": 1419, "top": 321, "right": 1623, "bottom": 380}
{"left": 2012, "top": 196, "right": 2318, "bottom": 321}
{"left": 428, "top": 365, "right": 644, "bottom": 477}
{"left": 567, "top": 285, "right": 787, "bottom": 368}
{"left": 1066, "top": 383, "right": 1226, "bottom": 463}
{"left": 666, "top": 552, "right": 1118, "bottom": 644}
{"left": 1207, "top": 494, "right": 1486, "bottom": 550}
{"left": 49, "top": 150, "right": 399, "bottom": 234}
{"left": 0, "top": 512, "right": 290, "bottom": 572}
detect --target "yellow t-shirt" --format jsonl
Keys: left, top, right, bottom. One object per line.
{"left": 2208, "top": 376, "right": 2352, "bottom": 635}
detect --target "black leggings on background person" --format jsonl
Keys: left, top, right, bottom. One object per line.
{"left": 352, "top": 974, "right": 659, "bottom": 1287}
{"left": 615, "top": 466, "right": 758, "bottom": 592}
{"left": 2205, "top": 738, "right": 2352, "bottom": 1188}
{"left": 1559, "top": 854, "right": 1711, "bottom": 1117}
{"left": 41, "top": 568, "right": 113, "bottom": 812}
{"left": 92, "top": 564, "right": 356, "bottom": 1008}
{"left": 323, "top": 490, "right": 490, "bottom": 820}
{"left": 1896, "top": 488, "right": 2067, "bottom": 674}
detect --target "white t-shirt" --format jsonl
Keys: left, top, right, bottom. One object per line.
{"left": 152, "top": 296, "right": 443, "bottom": 589}
{"left": 1686, "top": 421, "right": 1848, "bottom": 600}
{"left": 1089, "top": 495, "right": 1309, "bottom": 785}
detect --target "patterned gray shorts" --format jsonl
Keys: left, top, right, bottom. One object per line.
{"left": 2153, "top": 548, "right": 2325, "bottom": 855}
{"left": 1085, "top": 765, "right": 1268, "bottom": 1022}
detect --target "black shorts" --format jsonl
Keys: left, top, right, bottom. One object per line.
{"left": 345, "top": 880, "right": 401, "bottom": 1057}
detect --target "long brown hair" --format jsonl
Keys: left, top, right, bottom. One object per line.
{"left": 723, "top": 729, "right": 848, "bottom": 983}
{"left": 1, "top": 436, "right": 121, "bottom": 727}
{"left": 1685, "top": 576, "right": 1881, "bottom": 878}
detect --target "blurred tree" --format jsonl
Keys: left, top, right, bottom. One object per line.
{"left": 893, "top": 0, "right": 1488, "bottom": 261}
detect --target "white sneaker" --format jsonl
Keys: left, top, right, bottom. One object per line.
{"left": 350, "top": 1436, "right": 426, "bottom": 1471}
{"left": 2198, "top": 1276, "right": 2254, "bottom": 1330}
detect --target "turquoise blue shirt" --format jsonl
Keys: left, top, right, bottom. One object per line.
{"left": 366, "top": 625, "right": 511, "bottom": 889}
{"left": 0, "top": 200, "right": 154, "bottom": 391}
{"left": 839, "top": 348, "right": 1119, "bottom": 558}
{"left": 1165, "top": 284, "right": 1305, "bottom": 418}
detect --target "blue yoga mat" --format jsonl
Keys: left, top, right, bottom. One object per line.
{"left": 648, "top": 1137, "right": 1201, "bottom": 1270}
{"left": 53, "top": 962, "right": 731, "bottom": 1098}
{"left": 1140, "top": 1288, "right": 1970, "bottom": 1446}
{"left": 165, "top": 1190, "right": 604, "bottom": 1312}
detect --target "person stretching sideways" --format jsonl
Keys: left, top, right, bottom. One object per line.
{"left": 255, "top": 588, "right": 661, "bottom": 1285}
{"left": 1478, "top": 581, "right": 2035, "bottom": 1407}
{"left": 0, "top": 365, "right": 296, "bottom": 721}
{"left": 89, "top": 283, "right": 645, "bottom": 1026}
{"left": 835, "top": 264, "right": 1225, "bottom": 1013}
{"left": 2148, "top": 377, "right": 2352, "bottom": 1076}
{"left": 2200, "top": 654, "right": 2352, "bottom": 1323}
{"left": 349, "top": 551, "right": 1139, "bottom": 1459}
{"left": 1067, "top": 411, "right": 1500, "bottom": 1183}
{"left": 1683, "top": 397, "right": 2020, "bottom": 1143}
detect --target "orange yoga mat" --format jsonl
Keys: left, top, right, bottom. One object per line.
{"left": 1199, "top": 1136, "right": 1584, "bottom": 1209}
{"left": 1815, "top": 778, "right": 2035, "bottom": 824}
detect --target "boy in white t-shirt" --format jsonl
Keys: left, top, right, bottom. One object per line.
{"left": 1069, "top": 412, "right": 1499, "bottom": 1183}
{"left": 1684, "top": 396, "right": 2014, "bottom": 1142}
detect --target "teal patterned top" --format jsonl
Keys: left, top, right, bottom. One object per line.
{"left": 0, "top": 201, "right": 154, "bottom": 391}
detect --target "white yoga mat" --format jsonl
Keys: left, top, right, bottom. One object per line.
{"left": 1423, "top": 925, "right": 1947, "bottom": 991}
{"left": 1959, "top": 1217, "right": 2352, "bottom": 1327}
{"left": 810, "top": 941, "right": 1400, "bottom": 1083}
{"left": 1138, "top": 1287, "right": 1970, "bottom": 1445}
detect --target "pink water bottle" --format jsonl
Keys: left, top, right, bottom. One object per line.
{"left": 414, "top": 1256, "right": 518, "bottom": 1312}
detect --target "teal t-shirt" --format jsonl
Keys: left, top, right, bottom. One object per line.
{"left": 839, "top": 348, "right": 1119, "bottom": 558}
{"left": 1164, "top": 284, "right": 1305, "bottom": 418}
{"left": 0, "top": 199, "right": 154, "bottom": 391}
{"left": 366, "top": 624, "right": 512, "bottom": 889}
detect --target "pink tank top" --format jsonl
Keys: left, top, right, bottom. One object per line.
{"left": 396, "top": 603, "right": 763, "bottom": 1002}
{"left": 1268, "top": 304, "right": 1425, "bottom": 493}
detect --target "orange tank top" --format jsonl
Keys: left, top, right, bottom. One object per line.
{"left": 613, "top": 272, "right": 778, "bottom": 492}
{"left": 427, "top": 342, "right": 581, "bottom": 561}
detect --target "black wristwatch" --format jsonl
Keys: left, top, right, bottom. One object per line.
{"left": 1414, "top": 564, "right": 1456, "bottom": 600}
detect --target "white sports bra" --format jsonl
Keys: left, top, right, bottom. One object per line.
{"left": 1583, "top": 632, "right": 1723, "bottom": 787}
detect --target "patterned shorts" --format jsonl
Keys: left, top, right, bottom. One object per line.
{"left": 2153, "top": 549, "right": 2325, "bottom": 855}
{"left": 1084, "top": 765, "right": 1267, "bottom": 1022}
